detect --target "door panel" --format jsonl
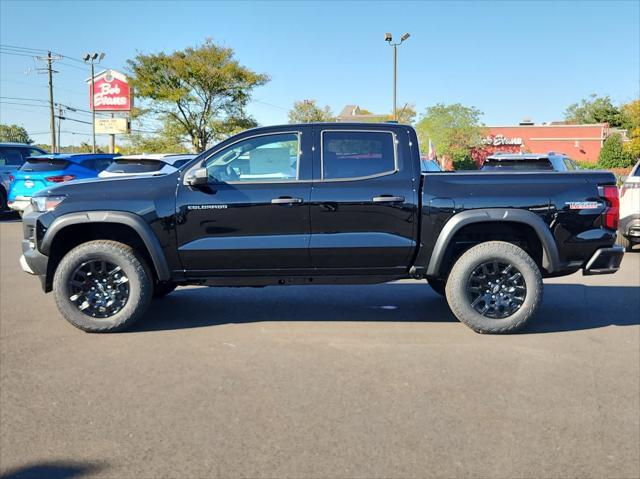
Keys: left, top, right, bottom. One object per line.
{"left": 309, "top": 128, "right": 418, "bottom": 270}
{"left": 176, "top": 128, "right": 312, "bottom": 275}
{"left": 176, "top": 183, "right": 311, "bottom": 273}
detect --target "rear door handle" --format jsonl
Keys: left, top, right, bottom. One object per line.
{"left": 271, "top": 197, "right": 303, "bottom": 205}
{"left": 372, "top": 195, "right": 405, "bottom": 203}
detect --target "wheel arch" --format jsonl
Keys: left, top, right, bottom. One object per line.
{"left": 41, "top": 211, "right": 171, "bottom": 290}
{"left": 425, "top": 208, "right": 560, "bottom": 277}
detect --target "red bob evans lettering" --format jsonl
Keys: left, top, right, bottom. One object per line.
{"left": 88, "top": 70, "right": 131, "bottom": 111}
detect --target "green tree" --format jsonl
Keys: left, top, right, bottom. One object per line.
{"left": 127, "top": 39, "right": 269, "bottom": 152}
{"left": 415, "top": 103, "right": 485, "bottom": 165}
{"left": 598, "top": 133, "right": 633, "bottom": 168}
{"left": 621, "top": 99, "right": 640, "bottom": 161}
{"left": 288, "top": 100, "right": 334, "bottom": 123}
{"left": 0, "top": 124, "right": 32, "bottom": 144}
{"left": 564, "top": 94, "right": 623, "bottom": 127}
{"left": 121, "top": 118, "right": 190, "bottom": 154}
{"left": 383, "top": 104, "right": 417, "bottom": 124}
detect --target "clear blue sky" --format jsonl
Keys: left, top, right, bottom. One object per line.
{"left": 1, "top": 0, "right": 638, "bottom": 147}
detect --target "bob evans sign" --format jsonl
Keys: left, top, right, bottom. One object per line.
{"left": 88, "top": 70, "right": 131, "bottom": 111}
{"left": 481, "top": 134, "right": 523, "bottom": 146}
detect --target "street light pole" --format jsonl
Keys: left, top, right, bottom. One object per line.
{"left": 84, "top": 52, "right": 105, "bottom": 153}
{"left": 385, "top": 32, "right": 410, "bottom": 121}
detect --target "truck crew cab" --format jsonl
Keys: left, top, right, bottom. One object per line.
{"left": 19, "top": 123, "right": 624, "bottom": 333}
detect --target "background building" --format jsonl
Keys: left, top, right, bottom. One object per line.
{"left": 479, "top": 122, "right": 615, "bottom": 163}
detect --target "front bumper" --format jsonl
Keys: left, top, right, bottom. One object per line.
{"left": 20, "top": 211, "right": 50, "bottom": 290}
{"left": 583, "top": 245, "right": 624, "bottom": 275}
{"left": 8, "top": 197, "right": 30, "bottom": 212}
{"left": 620, "top": 215, "right": 640, "bottom": 241}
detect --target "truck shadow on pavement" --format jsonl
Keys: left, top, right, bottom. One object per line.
{"left": 0, "top": 461, "right": 105, "bottom": 479}
{"left": 132, "top": 283, "right": 640, "bottom": 334}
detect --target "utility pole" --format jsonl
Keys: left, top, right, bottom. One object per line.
{"left": 57, "top": 104, "right": 63, "bottom": 153}
{"left": 35, "top": 51, "right": 61, "bottom": 152}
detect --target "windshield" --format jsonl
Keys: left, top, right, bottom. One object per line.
{"left": 481, "top": 159, "right": 554, "bottom": 171}
{"left": 104, "top": 159, "right": 167, "bottom": 174}
{"left": 20, "top": 158, "right": 70, "bottom": 172}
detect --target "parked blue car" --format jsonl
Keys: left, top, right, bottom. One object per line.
{"left": 0, "top": 143, "right": 48, "bottom": 211}
{"left": 8, "top": 153, "right": 118, "bottom": 214}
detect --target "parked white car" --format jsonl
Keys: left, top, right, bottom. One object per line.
{"left": 99, "top": 154, "right": 196, "bottom": 178}
{"left": 618, "top": 160, "right": 640, "bottom": 251}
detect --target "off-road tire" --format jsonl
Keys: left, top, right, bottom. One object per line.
{"left": 153, "top": 281, "right": 177, "bottom": 299}
{"left": 428, "top": 278, "right": 446, "bottom": 297}
{"left": 445, "top": 241, "right": 543, "bottom": 334}
{"left": 617, "top": 234, "right": 633, "bottom": 252}
{"left": 53, "top": 240, "right": 153, "bottom": 332}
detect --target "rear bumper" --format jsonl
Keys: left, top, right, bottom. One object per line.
{"left": 583, "top": 245, "right": 624, "bottom": 275}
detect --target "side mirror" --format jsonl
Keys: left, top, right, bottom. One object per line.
{"left": 620, "top": 175, "right": 628, "bottom": 183}
{"left": 186, "top": 167, "right": 208, "bottom": 186}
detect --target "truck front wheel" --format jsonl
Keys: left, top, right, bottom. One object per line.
{"left": 445, "top": 241, "right": 542, "bottom": 334}
{"left": 53, "top": 240, "right": 153, "bottom": 332}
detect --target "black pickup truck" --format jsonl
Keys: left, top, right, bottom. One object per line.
{"left": 19, "top": 123, "right": 624, "bottom": 333}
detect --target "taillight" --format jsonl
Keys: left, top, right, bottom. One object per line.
{"left": 45, "top": 175, "right": 76, "bottom": 183}
{"left": 598, "top": 185, "right": 619, "bottom": 230}
{"left": 8, "top": 175, "right": 14, "bottom": 182}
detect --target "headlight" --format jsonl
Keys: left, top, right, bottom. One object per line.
{"left": 31, "top": 196, "right": 65, "bottom": 212}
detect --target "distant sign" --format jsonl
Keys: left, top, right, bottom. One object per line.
{"left": 482, "top": 135, "right": 523, "bottom": 146}
{"left": 88, "top": 70, "right": 132, "bottom": 111}
{"left": 95, "top": 118, "right": 130, "bottom": 134}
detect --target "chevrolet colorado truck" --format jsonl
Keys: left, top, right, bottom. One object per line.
{"left": 19, "top": 123, "right": 624, "bottom": 333}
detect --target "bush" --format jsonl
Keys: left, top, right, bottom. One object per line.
{"left": 451, "top": 149, "right": 477, "bottom": 170}
{"left": 598, "top": 134, "right": 634, "bottom": 169}
{"left": 575, "top": 160, "right": 600, "bottom": 170}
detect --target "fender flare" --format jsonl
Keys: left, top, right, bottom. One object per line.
{"left": 425, "top": 208, "right": 560, "bottom": 276}
{"left": 40, "top": 211, "right": 171, "bottom": 281}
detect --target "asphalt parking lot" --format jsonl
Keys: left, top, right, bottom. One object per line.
{"left": 1, "top": 214, "right": 639, "bottom": 479}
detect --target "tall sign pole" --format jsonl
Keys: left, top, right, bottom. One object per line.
{"left": 84, "top": 52, "right": 105, "bottom": 153}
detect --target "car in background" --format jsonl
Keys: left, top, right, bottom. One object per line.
{"left": 8, "top": 153, "right": 117, "bottom": 214}
{"left": 420, "top": 158, "right": 442, "bottom": 172}
{"left": 480, "top": 152, "right": 579, "bottom": 172}
{"left": 618, "top": 160, "right": 640, "bottom": 251}
{"left": 0, "top": 143, "right": 48, "bottom": 211}
{"left": 99, "top": 153, "right": 196, "bottom": 178}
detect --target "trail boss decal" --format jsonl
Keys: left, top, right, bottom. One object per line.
{"left": 187, "top": 204, "right": 228, "bottom": 210}
{"left": 565, "top": 201, "right": 600, "bottom": 210}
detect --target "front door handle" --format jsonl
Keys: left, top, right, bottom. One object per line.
{"left": 271, "top": 196, "right": 303, "bottom": 205}
{"left": 372, "top": 195, "right": 405, "bottom": 203}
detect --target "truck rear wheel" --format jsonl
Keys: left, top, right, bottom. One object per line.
{"left": 53, "top": 240, "right": 153, "bottom": 332}
{"left": 445, "top": 241, "right": 542, "bottom": 334}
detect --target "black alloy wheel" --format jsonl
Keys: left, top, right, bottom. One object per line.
{"left": 466, "top": 261, "right": 526, "bottom": 319}
{"left": 68, "top": 260, "right": 130, "bottom": 318}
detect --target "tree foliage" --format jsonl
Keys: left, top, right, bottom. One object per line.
{"left": 0, "top": 124, "right": 32, "bottom": 144}
{"left": 414, "top": 103, "right": 485, "bottom": 163}
{"left": 621, "top": 99, "right": 640, "bottom": 161}
{"left": 564, "top": 94, "right": 624, "bottom": 127}
{"left": 288, "top": 100, "right": 334, "bottom": 123}
{"left": 598, "top": 133, "right": 634, "bottom": 169}
{"left": 127, "top": 39, "right": 269, "bottom": 152}
{"left": 390, "top": 104, "right": 417, "bottom": 124}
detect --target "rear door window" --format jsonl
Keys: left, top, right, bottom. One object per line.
{"left": 20, "top": 158, "right": 70, "bottom": 172}
{"left": 0, "top": 147, "right": 25, "bottom": 166}
{"left": 104, "top": 159, "right": 166, "bottom": 174}
{"left": 321, "top": 131, "right": 396, "bottom": 180}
